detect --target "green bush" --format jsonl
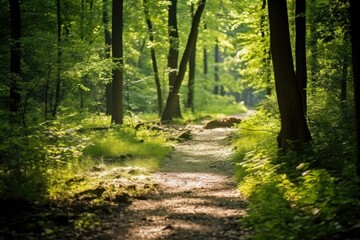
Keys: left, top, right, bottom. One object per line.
{"left": 0, "top": 112, "right": 170, "bottom": 203}
{"left": 232, "top": 100, "right": 360, "bottom": 239}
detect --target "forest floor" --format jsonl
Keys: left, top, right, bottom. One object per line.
{"left": 102, "top": 116, "right": 252, "bottom": 240}
{"left": 1, "top": 114, "right": 252, "bottom": 240}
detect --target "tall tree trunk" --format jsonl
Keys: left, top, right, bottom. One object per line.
{"left": 187, "top": 4, "right": 198, "bottom": 112}
{"left": 137, "top": 39, "right": 146, "bottom": 68}
{"left": 79, "top": 0, "right": 86, "bottom": 110}
{"left": 214, "top": 39, "right": 220, "bottom": 95}
{"left": 143, "top": 0, "right": 163, "bottom": 116}
{"left": 9, "top": 0, "right": 21, "bottom": 120}
{"left": 295, "top": 0, "right": 307, "bottom": 114}
{"left": 341, "top": 34, "right": 350, "bottom": 109}
{"left": 203, "top": 24, "right": 208, "bottom": 76}
{"left": 103, "top": 0, "right": 112, "bottom": 115}
{"left": 267, "top": 0, "right": 311, "bottom": 151}
{"left": 53, "top": 0, "right": 62, "bottom": 117}
{"left": 161, "top": 0, "right": 206, "bottom": 122}
{"left": 167, "top": 0, "right": 182, "bottom": 118}
{"left": 44, "top": 60, "right": 52, "bottom": 119}
{"left": 349, "top": 0, "right": 360, "bottom": 177}
{"left": 260, "top": 0, "right": 271, "bottom": 96}
{"left": 111, "top": 0, "right": 124, "bottom": 124}
{"left": 308, "top": 0, "right": 318, "bottom": 85}
{"left": 80, "top": 0, "right": 85, "bottom": 40}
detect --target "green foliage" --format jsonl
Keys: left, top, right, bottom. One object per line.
{"left": 232, "top": 101, "right": 360, "bottom": 239}
{"left": 0, "top": 111, "right": 171, "bottom": 237}
{"left": 83, "top": 126, "right": 170, "bottom": 170}
{"left": 0, "top": 111, "right": 170, "bottom": 200}
{"left": 73, "top": 212, "right": 100, "bottom": 232}
{"left": 1, "top": 0, "right": 359, "bottom": 237}
{"left": 0, "top": 123, "right": 48, "bottom": 202}
{"left": 0, "top": 117, "right": 90, "bottom": 201}
{"left": 195, "top": 93, "right": 247, "bottom": 115}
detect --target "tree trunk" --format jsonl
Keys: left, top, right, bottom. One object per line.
{"left": 203, "top": 29, "right": 208, "bottom": 78}
{"left": 143, "top": 0, "right": 163, "bottom": 116}
{"left": 267, "top": 0, "right": 311, "bottom": 151}
{"left": 111, "top": 0, "right": 124, "bottom": 124}
{"left": 167, "top": 0, "right": 182, "bottom": 118}
{"left": 79, "top": 0, "right": 86, "bottom": 110}
{"left": 161, "top": 0, "right": 206, "bottom": 122}
{"left": 9, "top": 0, "right": 21, "bottom": 119}
{"left": 80, "top": 0, "right": 85, "bottom": 39}
{"left": 308, "top": 0, "right": 318, "bottom": 85}
{"left": 203, "top": 23, "right": 208, "bottom": 76}
{"left": 44, "top": 77, "right": 50, "bottom": 118}
{"left": 187, "top": 4, "right": 198, "bottom": 112}
{"left": 349, "top": 0, "right": 360, "bottom": 177}
{"left": 295, "top": 0, "right": 307, "bottom": 114}
{"left": 103, "top": 0, "right": 112, "bottom": 115}
{"left": 341, "top": 34, "right": 349, "bottom": 109}
{"left": 137, "top": 39, "right": 146, "bottom": 68}
{"left": 214, "top": 39, "right": 220, "bottom": 94}
{"left": 260, "top": 0, "right": 271, "bottom": 96}
{"left": 53, "top": 0, "right": 62, "bottom": 117}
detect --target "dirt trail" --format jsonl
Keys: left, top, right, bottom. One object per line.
{"left": 111, "top": 123, "right": 250, "bottom": 239}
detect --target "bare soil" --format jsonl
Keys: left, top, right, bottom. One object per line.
{"left": 107, "top": 123, "right": 250, "bottom": 240}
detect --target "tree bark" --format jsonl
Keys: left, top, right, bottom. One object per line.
{"left": 267, "top": 0, "right": 311, "bottom": 151}
{"left": 295, "top": 0, "right": 307, "bottom": 114}
{"left": 308, "top": 0, "right": 319, "bottom": 85}
{"left": 341, "top": 34, "right": 349, "bottom": 109}
{"left": 44, "top": 73, "right": 50, "bottom": 118}
{"left": 103, "top": 0, "right": 112, "bottom": 115}
{"left": 111, "top": 0, "right": 124, "bottom": 124}
{"left": 9, "top": 0, "right": 21, "bottom": 118}
{"left": 203, "top": 34, "right": 208, "bottom": 77}
{"left": 349, "top": 0, "right": 360, "bottom": 177}
{"left": 260, "top": 0, "right": 271, "bottom": 96}
{"left": 187, "top": 4, "right": 198, "bottom": 112}
{"left": 167, "top": 0, "right": 182, "bottom": 118}
{"left": 52, "top": 0, "right": 62, "bottom": 117}
{"left": 161, "top": 0, "right": 206, "bottom": 122}
{"left": 137, "top": 39, "right": 146, "bottom": 68}
{"left": 79, "top": 0, "right": 86, "bottom": 110}
{"left": 143, "top": 0, "right": 163, "bottom": 117}
{"left": 203, "top": 23, "right": 208, "bottom": 76}
{"left": 214, "top": 39, "right": 220, "bottom": 95}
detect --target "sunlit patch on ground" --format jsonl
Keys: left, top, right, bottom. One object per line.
{"left": 111, "top": 119, "right": 251, "bottom": 239}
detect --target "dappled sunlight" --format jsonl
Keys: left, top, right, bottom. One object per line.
{"left": 110, "top": 125, "right": 249, "bottom": 239}
{"left": 154, "top": 172, "right": 232, "bottom": 189}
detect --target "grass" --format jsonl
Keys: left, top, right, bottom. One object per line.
{"left": 231, "top": 108, "right": 278, "bottom": 182}
{"left": 231, "top": 106, "right": 360, "bottom": 240}
{"left": 0, "top": 100, "right": 248, "bottom": 238}
{"left": 48, "top": 119, "right": 171, "bottom": 195}
{"left": 83, "top": 128, "right": 170, "bottom": 171}
{"left": 0, "top": 111, "right": 171, "bottom": 200}
{"left": 0, "top": 111, "right": 173, "bottom": 238}
{"left": 40, "top": 99, "right": 246, "bottom": 202}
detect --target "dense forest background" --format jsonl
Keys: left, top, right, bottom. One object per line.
{"left": 1, "top": 0, "right": 360, "bottom": 239}
{"left": 1, "top": 0, "right": 258, "bottom": 123}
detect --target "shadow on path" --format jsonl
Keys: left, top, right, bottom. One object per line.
{"left": 110, "top": 125, "right": 250, "bottom": 239}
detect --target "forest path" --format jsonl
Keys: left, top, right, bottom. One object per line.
{"left": 111, "top": 116, "right": 251, "bottom": 239}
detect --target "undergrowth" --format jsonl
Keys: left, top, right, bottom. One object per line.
{"left": 195, "top": 94, "right": 248, "bottom": 116}
{"left": 1, "top": 112, "right": 171, "bottom": 200}
{"left": 232, "top": 96, "right": 360, "bottom": 240}
{"left": 0, "top": 112, "right": 171, "bottom": 238}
